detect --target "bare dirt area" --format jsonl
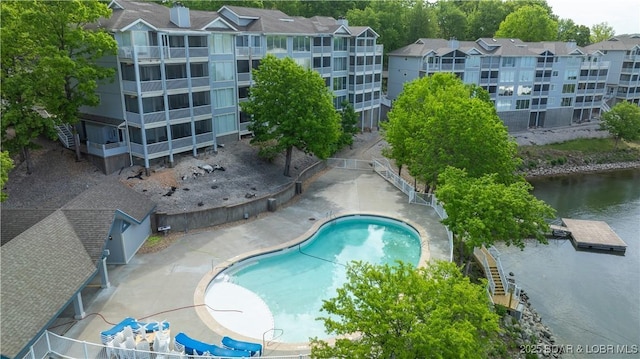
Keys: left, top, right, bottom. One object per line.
{"left": 3, "top": 133, "right": 382, "bottom": 214}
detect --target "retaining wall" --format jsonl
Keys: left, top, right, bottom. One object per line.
{"left": 154, "top": 161, "right": 328, "bottom": 232}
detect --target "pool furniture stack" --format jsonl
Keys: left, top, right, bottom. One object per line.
{"left": 174, "top": 332, "right": 261, "bottom": 357}
{"left": 100, "top": 317, "right": 172, "bottom": 358}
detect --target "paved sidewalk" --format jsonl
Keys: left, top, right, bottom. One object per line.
{"left": 61, "top": 168, "right": 450, "bottom": 356}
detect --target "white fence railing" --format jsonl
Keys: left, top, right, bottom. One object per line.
{"left": 327, "top": 157, "right": 454, "bottom": 262}
{"left": 20, "top": 331, "right": 311, "bottom": 359}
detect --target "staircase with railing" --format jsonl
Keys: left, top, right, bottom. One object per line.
{"left": 55, "top": 123, "right": 75, "bottom": 149}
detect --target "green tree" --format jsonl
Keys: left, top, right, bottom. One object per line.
{"left": 384, "top": 73, "right": 520, "bottom": 189}
{"left": 0, "top": 0, "right": 117, "bottom": 169}
{"left": 336, "top": 100, "right": 359, "bottom": 150}
{"left": 242, "top": 55, "right": 341, "bottom": 176}
{"left": 1, "top": 151, "right": 14, "bottom": 202}
{"left": 600, "top": 101, "right": 640, "bottom": 148}
{"left": 495, "top": 4, "right": 558, "bottom": 42}
{"left": 435, "top": 0, "right": 468, "bottom": 41}
{"left": 406, "top": 0, "right": 438, "bottom": 43}
{"left": 436, "top": 167, "right": 556, "bottom": 266}
{"left": 590, "top": 22, "right": 615, "bottom": 43}
{"left": 311, "top": 260, "right": 501, "bottom": 359}
{"left": 465, "top": 0, "right": 509, "bottom": 40}
{"left": 557, "top": 18, "right": 591, "bottom": 46}
{"left": 347, "top": 0, "right": 408, "bottom": 58}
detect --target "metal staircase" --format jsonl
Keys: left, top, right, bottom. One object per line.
{"left": 55, "top": 124, "right": 75, "bottom": 149}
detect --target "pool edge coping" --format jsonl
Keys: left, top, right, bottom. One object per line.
{"left": 193, "top": 210, "right": 431, "bottom": 353}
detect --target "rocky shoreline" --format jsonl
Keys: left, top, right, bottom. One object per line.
{"left": 523, "top": 161, "right": 640, "bottom": 178}
{"left": 512, "top": 289, "right": 563, "bottom": 358}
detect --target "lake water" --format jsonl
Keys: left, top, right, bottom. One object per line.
{"left": 496, "top": 169, "right": 640, "bottom": 358}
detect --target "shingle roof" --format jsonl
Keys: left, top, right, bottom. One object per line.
{"left": 586, "top": 34, "right": 640, "bottom": 51}
{"left": 1, "top": 210, "right": 97, "bottom": 359}
{"left": 1, "top": 209, "right": 55, "bottom": 246}
{"left": 389, "top": 37, "right": 590, "bottom": 57}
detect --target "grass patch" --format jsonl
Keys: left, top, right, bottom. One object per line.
{"left": 544, "top": 138, "right": 623, "bottom": 152}
{"left": 146, "top": 235, "right": 163, "bottom": 246}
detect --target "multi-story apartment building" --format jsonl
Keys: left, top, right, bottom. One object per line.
{"left": 586, "top": 34, "right": 640, "bottom": 106}
{"left": 77, "top": 0, "right": 383, "bottom": 174}
{"left": 387, "top": 38, "right": 610, "bottom": 132}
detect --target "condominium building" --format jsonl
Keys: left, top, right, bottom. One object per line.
{"left": 76, "top": 0, "right": 383, "bottom": 174}
{"left": 388, "top": 38, "right": 611, "bottom": 132}
{"left": 586, "top": 34, "right": 640, "bottom": 106}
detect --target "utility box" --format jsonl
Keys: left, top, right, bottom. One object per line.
{"left": 267, "top": 198, "right": 277, "bottom": 212}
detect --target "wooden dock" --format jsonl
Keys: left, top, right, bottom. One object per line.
{"left": 551, "top": 218, "right": 627, "bottom": 253}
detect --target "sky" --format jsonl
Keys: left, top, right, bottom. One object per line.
{"left": 546, "top": 0, "right": 640, "bottom": 35}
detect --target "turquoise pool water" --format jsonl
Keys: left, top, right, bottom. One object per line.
{"left": 209, "top": 215, "right": 422, "bottom": 343}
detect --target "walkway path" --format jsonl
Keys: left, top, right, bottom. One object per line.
{"left": 62, "top": 165, "right": 450, "bottom": 356}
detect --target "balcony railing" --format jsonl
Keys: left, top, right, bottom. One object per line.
{"left": 312, "top": 45, "right": 332, "bottom": 54}
{"left": 125, "top": 111, "right": 141, "bottom": 125}
{"left": 165, "top": 78, "right": 188, "bottom": 90}
{"left": 196, "top": 132, "right": 215, "bottom": 145}
{"left": 168, "top": 108, "right": 191, "bottom": 120}
{"left": 624, "top": 54, "right": 640, "bottom": 61}
{"left": 118, "top": 46, "right": 209, "bottom": 60}
{"left": 86, "top": 141, "right": 128, "bottom": 158}
{"left": 193, "top": 104, "right": 211, "bottom": 116}
{"left": 189, "top": 47, "right": 208, "bottom": 58}
{"left": 191, "top": 77, "right": 210, "bottom": 88}
{"left": 143, "top": 111, "right": 166, "bottom": 124}
{"left": 581, "top": 61, "right": 610, "bottom": 69}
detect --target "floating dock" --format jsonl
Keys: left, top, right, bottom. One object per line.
{"left": 550, "top": 218, "right": 627, "bottom": 254}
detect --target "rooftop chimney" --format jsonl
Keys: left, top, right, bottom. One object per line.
{"left": 337, "top": 16, "right": 348, "bottom": 27}
{"left": 567, "top": 39, "right": 577, "bottom": 49}
{"left": 449, "top": 37, "right": 459, "bottom": 49}
{"left": 170, "top": 2, "right": 190, "bottom": 28}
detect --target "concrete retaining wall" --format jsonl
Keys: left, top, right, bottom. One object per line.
{"left": 154, "top": 160, "right": 328, "bottom": 232}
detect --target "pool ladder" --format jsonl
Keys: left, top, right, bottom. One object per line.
{"left": 262, "top": 328, "right": 284, "bottom": 349}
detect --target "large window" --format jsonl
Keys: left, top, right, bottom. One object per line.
{"left": 171, "top": 123, "right": 192, "bottom": 139}
{"left": 333, "top": 37, "right": 348, "bottom": 51}
{"left": 146, "top": 127, "right": 167, "bottom": 144}
{"left": 212, "top": 61, "right": 234, "bottom": 81}
{"left": 466, "top": 56, "right": 480, "bottom": 67}
{"left": 188, "top": 36, "right": 207, "bottom": 47}
{"left": 128, "top": 127, "right": 142, "bottom": 144}
{"left": 267, "top": 35, "right": 287, "bottom": 53}
{"left": 294, "top": 58, "right": 311, "bottom": 69}
{"left": 211, "top": 34, "right": 233, "bottom": 54}
{"left": 561, "top": 97, "right": 573, "bottom": 106}
{"left": 518, "top": 85, "right": 532, "bottom": 95}
{"left": 333, "top": 76, "right": 347, "bottom": 91}
{"left": 499, "top": 71, "right": 515, "bottom": 82}
{"left": 142, "top": 96, "right": 165, "bottom": 113}
{"left": 168, "top": 93, "right": 189, "bottom": 110}
{"left": 190, "top": 63, "right": 208, "bottom": 78}
{"left": 165, "top": 64, "right": 187, "bottom": 79}
{"left": 333, "top": 57, "right": 347, "bottom": 71}
{"left": 121, "top": 64, "right": 136, "bottom": 81}
{"left": 292, "top": 36, "right": 310, "bottom": 52}
{"left": 168, "top": 36, "right": 185, "bottom": 47}
{"left": 565, "top": 70, "right": 578, "bottom": 80}
{"left": 516, "top": 99, "right": 530, "bottom": 109}
{"left": 192, "top": 91, "right": 210, "bottom": 107}
{"left": 213, "top": 88, "right": 235, "bottom": 108}
{"left": 195, "top": 119, "right": 212, "bottom": 135}
{"left": 498, "top": 85, "right": 514, "bottom": 96}
{"left": 520, "top": 57, "right": 535, "bottom": 67}
{"left": 501, "top": 57, "right": 516, "bottom": 67}
{"left": 519, "top": 70, "right": 534, "bottom": 82}
{"left": 124, "top": 96, "right": 139, "bottom": 113}
{"left": 214, "top": 113, "right": 237, "bottom": 134}
{"left": 496, "top": 100, "right": 511, "bottom": 111}
{"left": 562, "top": 84, "right": 576, "bottom": 93}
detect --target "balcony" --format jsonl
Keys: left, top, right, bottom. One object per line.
{"left": 165, "top": 78, "right": 189, "bottom": 90}
{"left": 312, "top": 45, "right": 332, "bottom": 54}
{"left": 193, "top": 104, "right": 212, "bottom": 117}
{"left": 625, "top": 54, "right": 640, "bottom": 61}
{"left": 581, "top": 61, "right": 610, "bottom": 69}
{"left": 86, "top": 141, "right": 128, "bottom": 158}
{"left": 196, "top": 132, "right": 215, "bottom": 146}
{"left": 118, "top": 46, "right": 208, "bottom": 61}
{"left": 168, "top": 108, "right": 191, "bottom": 120}
{"left": 236, "top": 46, "right": 263, "bottom": 57}
{"left": 142, "top": 111, "right": 166, "bottom": 124}
{"left": 191, "top": 77, "right": 210, "bottom": 88}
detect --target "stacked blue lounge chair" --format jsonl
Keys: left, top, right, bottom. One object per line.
{"left": 174, "top": 332, "right": 251, "bottom": 357}
{"left": 222, "top": 336, "right": 262, "bottom": 356}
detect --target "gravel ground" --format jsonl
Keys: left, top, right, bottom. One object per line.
{"left": 3, "top": 133, "right": 382, "bottom": 213}
{"left": 3, "top": 124, "right": 618, "bottom": 213}
{"left": 510, "top": 121, "right": 609, "bottom": 146}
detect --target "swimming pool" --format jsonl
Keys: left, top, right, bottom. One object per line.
{"left": 203, "top": 214, "right": 426, "bottom": 344}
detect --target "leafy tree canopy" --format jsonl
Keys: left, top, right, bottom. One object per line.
{"left": 600, "top": 101, "right": 640, "bottom": 148}
{"left": 557, "top": 18, "right": 591, "bottom": 46}
{"left": 436, "top": 167, "right": 556, "bottom": 264}
{"left": 335, "top": 100, "right": 359, "bottom": 151}
{"left": 311, "top": 260, "right": 501, "bottom": 359}
{"left": 590, "top": 22, "right": 616, "bottom": 43}
{"left": 495, "top": 4, "right": 558, "bottom": 42}
{"left": 242, "top": 55, "right": 341, "bottom": 176}
{"left": 383, "top": 73, "right": 520, "bottom": 188}
{"left": 0, "top": 0, "right": 117, "bottom": 173}
{"left": 1, "top": 151, "right": 14, "bottom": 202}
{"left": 435, "top": 0, "right": 467, "bottom": 41}
{"left": 465, "top": 0, "right": 509, "bottom": 40}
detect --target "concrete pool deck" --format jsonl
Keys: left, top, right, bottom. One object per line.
{"left": 61, "top": 168, "right": 450, "bottom": 356}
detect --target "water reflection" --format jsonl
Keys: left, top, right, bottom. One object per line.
{"left": 497, "top": 169, "right": 640, "bottom": 359}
